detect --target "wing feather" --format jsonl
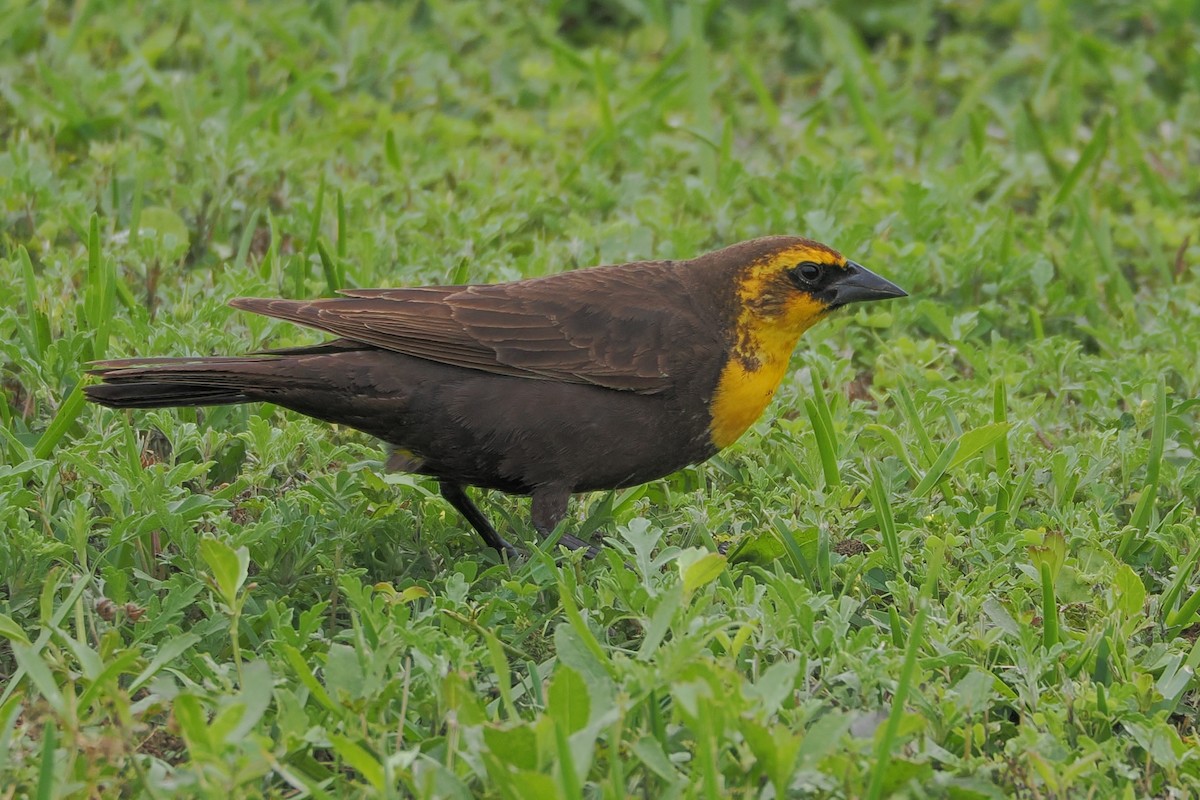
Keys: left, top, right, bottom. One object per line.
{"left": 230, "top": 261, "right": 698, "bottom": 393}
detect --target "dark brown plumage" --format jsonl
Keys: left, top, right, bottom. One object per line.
{"left": 85, "top": 236, "right": 906, "bottom": 558}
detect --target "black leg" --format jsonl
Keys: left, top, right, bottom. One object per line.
{"left": 439, "top": 481, "right": 519, "bottom": 560}
{"left": 532, "top": 486, "right": 600, "bottom": 558}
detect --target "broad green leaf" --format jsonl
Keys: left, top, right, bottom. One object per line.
{"left": 947, "top": 422, "right": 1010, "bottom": 470}
{"left": 1113, "top": 564, "right": 1146, "bottom": 618}
{"left": 484, "top": 723, "right": 538, "bottom": 771}
{"left": 398, "top": 586, "right": 430, "bottom": 603}
{"left": 982, "top": 598, "right": 1021, "bottom": 638}
{"left": 547, "top": 666, "right": 589, "bottom": 735}
{"left": 746, "top": 659, "right": 801, "bottom": 716}
{"left": 441, "top": 670, "right": 487, "bottom": 726}
{"left": 11, "top": 643, "right": 65, "bottom": 715}
{"left": 499, "top": 770, "right": 558, "bottom": 800}
{"left": 727, "top": 529, "right": 786, "bottom": 566}
{"left": 129, "top": 634, "right": 201, "bottom": 692}
{"left": 0, "top": 614, "right": 30, "bottom": 645}
{"left": 279, "top": 643, "right": 338, "bottom": 715}
{"left": 797, "top": 711, "right": 853, "bottom": 768}
{"left": 484, "top": 629, "right": 517, "bottom": 720}
{"left": 226, "top": 660, "right": 273, "bottom": 742}
{"left": 328, "top": 732, "right": 385, "bottom": 791}
{"left": 638, "top": 584, "right": 682, "bottom": 661}
{"left": 0, "top": 693, "right": 25, "bottom": 776}
{"left": 173, "top": 694, "right": 214, "bottom": 757}
{"left": 199, "top": 538, "right": 248, "bottom": 607}
{"left": 678, "top": 550, "right": 726, "bottom": 595}
{"left": 632, "top": 736, "right": 681, "bottom": 782}
{"left": 324, "top": 643, "right": 365, "bottom": 701}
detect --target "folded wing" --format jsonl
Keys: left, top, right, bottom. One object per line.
{"left": 231, "top": 263, "right": 690, "bottom": 394}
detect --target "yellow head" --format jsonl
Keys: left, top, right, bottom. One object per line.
{"left": 708, "top": 238, "right": 905, "bottom": 449}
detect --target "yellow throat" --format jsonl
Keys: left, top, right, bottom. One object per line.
{"left": 707, "top": 248, "right": 835, "bottom": 449}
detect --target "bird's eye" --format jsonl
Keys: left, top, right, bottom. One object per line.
{"left": 790, "top": 262, "right": 824, "bottom": 286}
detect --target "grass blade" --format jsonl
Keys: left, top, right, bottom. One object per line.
{"left": 864, "top": 423, "right": 919, "bottom": 478}
{"left": 19, "top": 247, "right": 50, "bottom": 359}
{"left": 887, "top": 606, "right": 905, "bottom": 648}
{"left": 736, "top": 52, "right": 779, "bottom": 128}
{"left": 810, "top": 370, "right": 837, "bottom": 442}
{"left": 554, "top": 717, "right": 582, "bottom": 800}
{"left": 896, "top": 385, "right": 935, "bottom": 462}
{"left": 946, "top": 422, "right": 1009, "bottom": 471}
{"left": 592, "top": 49, "right": 616, "bottom": 144}
{"left": 806, "top": 369, "right": 840, "bottom": 486}
{"left": 1165, "top": 588, "right": 1200, "bottom": 632}
{"left": 1160, "top": 549, "right": 1200, "bottom": 627}
{"left": 805, "top": 398, "right": 840, "bottom": 488}
{"left": 871, "top": 465, "right": 904, "bottom": 580}
{"left": 774, "top": 522, "right": 816, "bottom": 589}
{"left": 912, "top": 439, "right": 959, "bottom": 500}
{"left": 84, "top": 214, "right": 115, "bottom": 360}
{"left": 316, "top": 239, "right": 344, "bottom": 295}
{"left": 921, "top": 535, "right": 944, "bottom": 600}
{"left": 307, "top": 172, "right": 326, "bottom": 261}
{"left": 384, "top": 128, "right": 401, "bottom": 171}
{"left": 1132, "top": 378, "right": 1166, "bottom": 531}
{"left": 1022, "top": 98, "right": 1064, "bottom": 181}
{"left": 992, "top": 483, "right": 1011, "bottom": 538}
{"left": 35, "top": 216, "right": 110, "bottom": 459}
{"left": 36, "top": 720, "right": 56, "bottom": 800}
{"left": 33, "top": 386, "right": 86, "bottom": 461}
{"left": 233, "top": 207, "right": 263, "bottom": 272}
{"left": 1049, "top": 114, "right": 1111, "bottom": 211}
{"left": 817, "top": 527, "right": 832, "bottom": 592}
{"left": 865, "top": 607, "right": 927, "bottom": 800}
{"left": 993, "top": 379, "right": 1010, "bottom": 476}
{"left": 336, "top": 189, "right": 347, "bottom": 258}
{"left": 1041, "top": 561, "right": 1059, "bottom": 649}
{"left": 1119, "top": 378, "right": 1166, "bottom": 559}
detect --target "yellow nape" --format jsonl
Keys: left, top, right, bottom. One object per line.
{"left": 708, "top": 243, "right": 843, "bottom": 449}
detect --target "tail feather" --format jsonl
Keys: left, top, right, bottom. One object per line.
{"left": 84, "top": 382, "right": 250, "bottom": 408}
{"left": 85, "top": 356, "right": 295, "bottom": 409}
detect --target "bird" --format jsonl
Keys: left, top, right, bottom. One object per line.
{"left": 85, "top": 236, "right": 906, "bottom": 558}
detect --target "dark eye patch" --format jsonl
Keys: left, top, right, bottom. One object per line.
{"left": 788, "top": 261, "right": 827, "bottom": 288}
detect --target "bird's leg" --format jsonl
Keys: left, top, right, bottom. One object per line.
{"left": 532, "top": 486, "right": 600, "bottom": 558}
{"left": 438, "top": 481, "right": 519, "bottom": 560}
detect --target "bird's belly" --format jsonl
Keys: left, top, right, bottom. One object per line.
{"left": 393, "top": 372, "right": 715, "bottom": 493}
{"left": 265, "top": 351, "right": 718, "bottom": 493}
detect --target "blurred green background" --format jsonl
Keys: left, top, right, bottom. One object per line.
{"left": 1, "top": 0, "right": 1199, "bottom": 796}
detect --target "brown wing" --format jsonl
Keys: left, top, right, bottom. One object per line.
{"left": 230, "top": 262, "right": 694, "bottom": 394}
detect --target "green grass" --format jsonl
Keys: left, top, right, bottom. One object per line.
{"left": 2, "top": 0, "right": 1199, "bottom": 796}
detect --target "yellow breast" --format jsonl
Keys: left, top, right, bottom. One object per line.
{"left": 708, "top": 332, "right": 795, "bottom": 449}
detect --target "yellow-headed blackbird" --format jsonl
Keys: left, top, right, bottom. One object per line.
{"left": 86, "top": 236, "right": 905, "bottom": 557}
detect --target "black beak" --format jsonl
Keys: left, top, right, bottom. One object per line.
{"left": 829, "top": 261, "right": 907, "bottom": 308}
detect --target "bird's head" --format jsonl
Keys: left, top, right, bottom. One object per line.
{"left": 730, "top": 237, "right": 907, "bottom": 338}
{"left": 703, "top": 236, "right": 907, "bottom": 449}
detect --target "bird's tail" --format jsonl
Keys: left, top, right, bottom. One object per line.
{"left": 84, "top": 357, "right": 299, "bottom": 409}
